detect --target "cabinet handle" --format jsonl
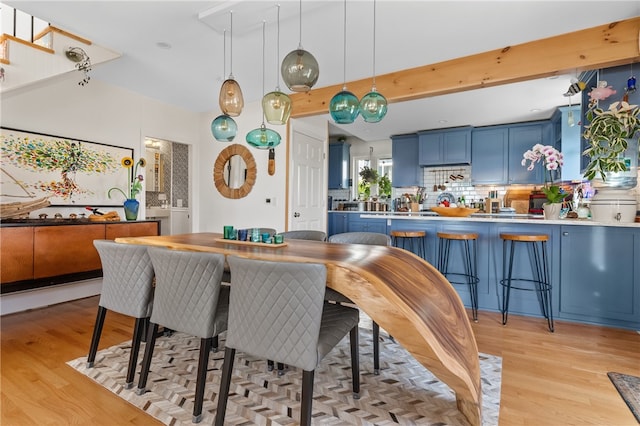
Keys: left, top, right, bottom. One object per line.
{"left": 294, "top": 212, "right": 300, "bottom": 218}
{"left": 562, "top": 232, "right": 569, "bottom": 236}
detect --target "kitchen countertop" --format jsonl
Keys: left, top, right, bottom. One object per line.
{"left": 333, "top": 211, "right": 640, "bottom": 228}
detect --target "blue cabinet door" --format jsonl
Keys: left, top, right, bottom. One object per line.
{"left": 328, "top": 142, "right": 350, "bottom": 189}
{"left": 328, "top": 212, "right": 349, "bottom": 237}
{"left": 471, "top": 126, "right": 509, "bottom": 184}
{"left": 508, "top": 123, "right": 545, "bottom": 184}
{"left": 418, "top": 127, "right": 471, "bottom": 166}
{"left": 392, "top": 134, "right": 420, "bottom": 187}
{"left": 559, "top": 226, "right": 640, "bottom": 327}
{"left": 348, "top": 216, "right": 387, "bottom": 234}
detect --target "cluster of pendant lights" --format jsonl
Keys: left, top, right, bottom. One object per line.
{"left": 212, "top": 0, "right": 384, "bottom": 144}
{"left": 330, "top": 0, "right": 387, "bottom": 124}
{"left": 211, "top": 1, "right": 320, "bottom": 147}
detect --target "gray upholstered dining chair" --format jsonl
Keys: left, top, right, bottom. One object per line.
{"left": 87, "top": 240, "right": 155, "bottom": 389}
{"left": 278, "top": 229, "right": 327, "bottom": 241}
{"left": 215, "top": 256, "right": 360, "bottom": 426}
{"left": 136, "top": 247, "right": 229, "bottom": 424}
{"left": 327, "top": 231, "right": 392, "bottom": 375}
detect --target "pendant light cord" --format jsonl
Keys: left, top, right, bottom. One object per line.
{"left": 276, "top": 4, "right": 281, "bottom": 90}
{"left": 371, "top": 0, "right": 377, "bottom": 89}
{"left": 222, "top": 29, "right": 226, "bottom": 79}
{"left": 342, "top": 0, "right": 347, "bottom": 90}
{"left": 229, "top": 11, "right": 234, "bottom": 79}
{"left": 298, "top": 0, "right": 303, "bottom": 49}
{"left": 261, "top": 20, "right": 267, "bottom": 125}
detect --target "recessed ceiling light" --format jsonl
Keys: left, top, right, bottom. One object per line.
{"left": 156, "top": 42, "right": 172, "bottom": 49}
{"left": 530, "top": 108, "right": 541, "bottom": 112}
{"left": 438, "top": 119, "right": 448, "bottom": 124}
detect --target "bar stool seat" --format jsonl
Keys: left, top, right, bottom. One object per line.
{"left": 390, "top": 230, "right": 426, "bottom": 259}
{"left": 499, "top": 233, "right": 554, "bottom": 332}
{"left": 436, "top": 231, "right": 479, "bottom": 321}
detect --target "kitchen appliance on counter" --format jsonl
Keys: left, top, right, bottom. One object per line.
{"left": 486, "top": 198, "right": 502, "bottom": 214}
{"left": 528, "top": 192, "right": 547, "bottom": 215}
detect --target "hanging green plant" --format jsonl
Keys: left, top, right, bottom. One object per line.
{"left": 582, "top": 101, "right": 640, "bottom": 181}
{"left": 359, "top": 165, "right": 379, "bottom": 183}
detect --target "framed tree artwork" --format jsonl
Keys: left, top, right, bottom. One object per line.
{"left": 1, "top": 127, "right": 133, "bottom": 207}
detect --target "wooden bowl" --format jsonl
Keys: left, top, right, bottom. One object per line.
{"left": 430, "top": 207, "right": 479, "bottom": 217}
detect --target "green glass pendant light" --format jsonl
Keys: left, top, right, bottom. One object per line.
{"left": 263, "top": 5, "right": 292, "bottom": 125}
{"left": 329, "top": 0, "right": 359, "bottom": 124}
{"left": 359, "top": 0, "right": 387, "bottom": 123}
{"left": 281, "top": 0, "right": 319, "bottom": 92}
{"left": 247, "top": 21, "right": 281, "bottom": 149}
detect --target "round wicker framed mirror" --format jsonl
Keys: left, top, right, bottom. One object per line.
{"left": 213, "top": 144, "right": 257, "bottom": 199}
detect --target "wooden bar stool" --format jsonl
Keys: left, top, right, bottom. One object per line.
{"left": 390, "top": 230, "right": 426, "bottom": 259}
{"left": 500, "top": 233, "right": 554, "bottom": 332}
{"left": 436, "top": 232, "right": 479, "bottom": 321}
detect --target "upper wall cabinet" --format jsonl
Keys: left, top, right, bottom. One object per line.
{"left": 391, "top": 133, "right": 420, "bottom": 187}
{"left": 471, "top": 121, "right": 550, "bottom": 185}
{"left": 418, "top": 127, "right": 472, "bottom": 166}
{"left": 328, "top": 141, "right": 350, "bottom": 189}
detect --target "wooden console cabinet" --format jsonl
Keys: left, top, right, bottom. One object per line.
{"left": 1, "top": 221, "right": 159, "bottom": 293}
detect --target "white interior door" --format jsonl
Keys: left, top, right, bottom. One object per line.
{"left": 288, "top": 119, "right": 327, "bottom": 231}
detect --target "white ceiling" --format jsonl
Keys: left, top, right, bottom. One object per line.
{"left": 6, "top": 1, "right": 640, "bottom": 142}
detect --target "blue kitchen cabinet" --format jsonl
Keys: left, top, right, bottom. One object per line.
{"left": 328, "top": 212, "right": 349, "bottom": 237}
{"left": 418, "top": 127, "right": 472, "bottom": 166}
{"left": 348, "top": 216, "right": 388, "bottom": 234}
{"left": 559, "top": 225, "right": 640, "bottom": 328}
{"left": 328, "top": 141, "right": 350, "bottom": 189}
{"left": 471, "top": 126, "right": 509, "bottom": 184}
{"left": 391, "top": 133, "right": 420, "bottom": 187}
{"left": 551, "top": 105, "right": 583, "bottom": 182}
{"left": 471, "top": 121, "right": 548, "bottom": 184}
{"left": 507, "top": 122, "right": 547, "bottom": 184}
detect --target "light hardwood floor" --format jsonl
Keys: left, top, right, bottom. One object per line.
{"left": 1, "top": 296, "right": 639, "bottom": 425}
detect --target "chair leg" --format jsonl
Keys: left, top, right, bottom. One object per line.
{"left": 277, "top": 362, "right": 285, "bottom": 376}
{"left": 193, "top": 337, "right": 212, "bottom": 423}
{"left": 214, "top": 347, "right": 236, "bottom": 426}
{"left": 373, "top": 321, "right": 380, "bottom": 375}
{"left": 300, "top": 370, "right": 315, "bottom": 426}
{"left": 136, "top": 322, "right": 159, "bottom": 395}
{"left": 125, "top": 317, "right": 146, "bottom": 389}
{"left": 349, "top": 326, "right": 360, "bottom": 399}
{"left": 87, "top": 306, "right": 107, "bottom": 368}
{"left": 211, "top": 335, "right": 219, "bottom": 353}
{"left": 267, "top": 359, "right": 274, "bottom": 371}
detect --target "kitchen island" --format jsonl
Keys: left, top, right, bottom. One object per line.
{"left": 330, "top": 211, "right": 640, "bottom": 330}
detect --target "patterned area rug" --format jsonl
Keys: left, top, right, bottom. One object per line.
{"left": 608, "top": 372, "right": 640, "bottom": 423}
{"left": 67, "top": 328, "right": 501, "bottom": 425}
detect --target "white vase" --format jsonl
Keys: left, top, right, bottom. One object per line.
{"left": 543, "top": 203, "right": 562, "bottom": 220}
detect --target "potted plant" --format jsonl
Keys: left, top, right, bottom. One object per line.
{"left": 378, "top": 174, "right": 392, "bottom": 199}
{"left": 522, "top": 144, "right": 569, "bottom": 219}
{"left": 359, "top": 166, "right": 379, "bottom": 199}
{"left": 582, "top": 100, "right": 640, "bottom": 185}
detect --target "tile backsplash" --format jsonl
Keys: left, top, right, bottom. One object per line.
{"left": 330, "top": 166, "right": 640, "bottom": 212}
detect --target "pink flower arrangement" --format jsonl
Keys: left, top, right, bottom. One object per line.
{"left": 522, "top": 144, "right": 568, "bottom": 204}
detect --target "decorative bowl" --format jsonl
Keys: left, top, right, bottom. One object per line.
{"left": 430, "top": 207, "right": 479, "bottom": 217}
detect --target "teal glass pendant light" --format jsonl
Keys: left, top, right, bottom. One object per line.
{"left": 247, "top": 21, "right": 282, "bottom": 149}
{"left": 212, "top": 30, "right": 238, "bottom": 141}
{"left": 263, "top": 5, "right": 292, "bottom": 125}
{"left": 211, "top": 114, "right": 238, "bottom": 142}
{"left": 219, "top": 11, "right": 244, "bottom": 117}
{"left": 329, "top": 0, "right": 359, "bottom": 124}
{"left": 281, "top": 0, "right": 319, "bottom": 92}
{"left": 359, "top": 0, "right": 387, "bottom": 123}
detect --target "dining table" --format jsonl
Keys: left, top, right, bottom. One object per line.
{"left": 115, "top": 232, "right": 482, "bottom": 425}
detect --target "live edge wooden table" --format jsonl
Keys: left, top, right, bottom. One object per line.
{"left": 115, "top": 232, "right": 482, "bottom": 425}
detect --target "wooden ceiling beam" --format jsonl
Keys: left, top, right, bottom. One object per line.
{"left": 289, "top": 16, "right": 640, "bottom": 118}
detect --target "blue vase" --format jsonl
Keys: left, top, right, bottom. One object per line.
{"left": 123, "top": 199, "right": 140, "bottom": 221}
